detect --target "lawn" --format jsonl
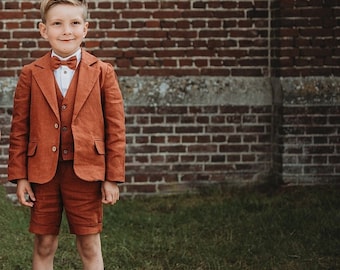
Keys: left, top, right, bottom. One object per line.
{"left": 0, "top": 184, "right": 339, "bottom": 269}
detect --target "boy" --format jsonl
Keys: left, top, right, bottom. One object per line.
{"left": 7, "top": 0, "right": 125, "bottom": 269}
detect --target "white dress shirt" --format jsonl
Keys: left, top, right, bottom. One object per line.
{"left": 51, "top": 49, "right": 81, "bottom": 97}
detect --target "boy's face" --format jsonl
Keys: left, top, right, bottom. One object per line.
{"left": 39, "top": 4, "right": 88, "bottom": 58}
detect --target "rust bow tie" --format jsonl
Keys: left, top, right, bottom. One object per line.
{"left": 51, "top": 56, "right": 77, "bottom": 70}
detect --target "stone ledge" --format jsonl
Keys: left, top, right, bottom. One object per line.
{"left": 280, "top": 76, "right": 340, "bottom": 105}
{"left": 0, "top": 76, "right": 273, "bottom": 106}
{"left": 120, "top": 76, "right": 272, "bottom": 106}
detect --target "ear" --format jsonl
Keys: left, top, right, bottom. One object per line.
{"left": 83, "top": 21, "right": 89, "bottom": 38}
{"left": 39, "top": 22, "right": 48, "bottom": 39}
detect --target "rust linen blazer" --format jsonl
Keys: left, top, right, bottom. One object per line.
{"left": 8, "top": 49, "right": 125, "bottom": 184}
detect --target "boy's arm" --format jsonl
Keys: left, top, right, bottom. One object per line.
{"left": 101, "top": 63, "right": 126, "bottom": 183}
{"left": 8, "top": 67, "right": 31, "bottom": 182}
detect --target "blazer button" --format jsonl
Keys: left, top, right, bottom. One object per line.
{"left": 54, "top": 123, "right": 59, "bottom": 129}
{"left": 52, "top": 146, "right": 57, "bottom": 152}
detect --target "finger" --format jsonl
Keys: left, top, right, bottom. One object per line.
{"left": 101, "top": 186, "right": 107, "bottom": 202}
{"left": 101, "top": 193, "right": 112, "bottom": 205}
{"left": 102, "top": 194, "right": 118, "bottom": 205}
{"left": 17, "top": 193, "right": 34, "bottom": 207}
{"left": 27, "top": 187, "right": 36, "bottom": 202}
{"left": 22, "top": 200, "right": 34, "bottom": 207}
{"left": 102, "top": 198, "right": 114, "bottom": 205}
{"left": 16, "top": 190, "right": 26, "bottom": 205}
{"left": 112, "top": 193, "right": 119, "bottom": 204}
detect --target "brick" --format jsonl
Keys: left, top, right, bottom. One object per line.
{"left": 128, "top": 145, "right": 157, "bottom": 154}
{"left": 138, "top": 30, "right": 168, "bottom": 38}
{"left": 91, "top": 11, "right": 119, "bottom": 19}
{"left": 304, "top": 165, "right": 334, "bottom": 174}
{"left": 160, "top": 145, "right": 186, "bottom": 153}
{"left": 306, "top": 127, "right": 336, "bottom": 135}
{"left": 135, "top": 156, "right": 149, "bottom": 163}
{"left": 157, "top": 106, "right": 187, "bottom": 114}
{"left": 153, "top": 11, "right": 182, "bottom": 18}
{"left": 227, "top": 155, "right": 240, "bottom": 162}
{"left": 201, "top": 68, "right": 229, "bottom": 76}
{"left": 135, "top": 136, "right": 149, "bottom": 144}
{"left": 197, "top": 135, "right": 211, "bottom": 143}
{"left": 305, "top": 146, "right": 334, "bottom": 154}
{"left": 114, "top": 21, "right": 129, "bottom": 29}
{"left": 143, "top": 126, "right": 173, "bottom": 134}
{"left": 176, "top": 126, "right": 203, "bottom": 133}
{"left": 151, "top": 136, "right": 165, "bottom": 144}
{"left": 145, "top": 2, "right": 159, "bottom": 9}
{"left": 113, "top": 2, "right": 127, "bottom": 9}
{"left": 166, "top": 155, "right": 179, "bottom": 162}
{"left": 98, "top": 2, "right": 111, "bottom": 8}
{"left": 220, "top": 145, "right": 249, "bottom": 153}
{"left": 199, "top": 30, "right": 228, "bottom": 38}
{"left": 206, "top": 125, "right": 234, "bottom": 133}
{"left": 182, "top": 135, "right": 196, "bottom": 143}
{"left": 228, "top": 136, "right": 242, "bottom": 143}
{"left": 107, "top": 30, "right": 136, "bottom": 38}
{"left": 205, "top": 164, "right": 236, "bottom": 171}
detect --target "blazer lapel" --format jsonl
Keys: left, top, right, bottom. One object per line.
{"left": 33, "top": 52, "right": 60, "bottom": 121}
{"left": 73, "top": 50, "right": 100, "bottom": 119}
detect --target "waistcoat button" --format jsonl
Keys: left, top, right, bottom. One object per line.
{"left": 61, "top": 104, "right": 67, "bottom": 110}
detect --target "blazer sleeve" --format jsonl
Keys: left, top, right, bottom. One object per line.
{"left": 7, "top": 66, "right": 32, "bottom": 182}
{"left": 100, "top": 63, "right": 126, "bottom": 182}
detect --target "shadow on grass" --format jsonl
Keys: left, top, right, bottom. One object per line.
{"left": 0, "top": 183, "right": 339, "bottom": 269}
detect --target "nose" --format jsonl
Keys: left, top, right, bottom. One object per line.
{"left": 63, "top": 24, "right": 72, "bottom": 35}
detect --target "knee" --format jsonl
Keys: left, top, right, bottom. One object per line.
{"left": 34, "top": 235, "right": 58, "bottom": 258}
{"left": 77, "top": 235, "right": 102, "bottom": 259}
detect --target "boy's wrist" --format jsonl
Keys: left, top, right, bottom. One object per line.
{"left": 105, "top": 180, "right": 120, "bottom": 183}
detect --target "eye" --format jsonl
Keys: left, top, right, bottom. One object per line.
{"left": 52, "top": 21, "right": 61, "bottom": 26}
{"left": 72, "top": 21, "right": 81, "bottom": 25}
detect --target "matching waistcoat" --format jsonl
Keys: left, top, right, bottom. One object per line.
{"left": 55, "top": 68, "right": 80, "bottom": 161}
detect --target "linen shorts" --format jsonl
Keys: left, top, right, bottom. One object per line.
{"left": 29, "top": 161, "right": 103, "bottom": 235}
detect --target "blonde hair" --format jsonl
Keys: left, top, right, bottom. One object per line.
{"left": 40, "top": 0, "right": 88, "bottom": 23}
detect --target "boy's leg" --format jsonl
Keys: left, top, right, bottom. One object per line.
{"left": 29, "top": 165, "right": 64, "bottom": 270}
{"left": 61, "top": 161, "right": 103, "bottom": 269}
{"left": 76, "top": 233, "right": 104, "bottom": 270}
{"left": 32, "top": 234, "right": 58, "bottom": 270}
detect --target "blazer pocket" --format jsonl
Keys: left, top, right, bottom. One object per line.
{"left": 94, "top": 140, "right": 105, "bottom": 155}
{"left": 27, "top": 142, "right": 38, "bottom": 157}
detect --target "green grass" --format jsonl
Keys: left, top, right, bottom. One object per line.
{"left": 0, "top": 184, "right": 339, "bottom": 270}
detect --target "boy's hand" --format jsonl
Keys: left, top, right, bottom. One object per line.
{"left": 101, "top": 181, "right": 120, "bottom": 205}
{"left": 17, "top": 179, "right": 36, "bottom": 207}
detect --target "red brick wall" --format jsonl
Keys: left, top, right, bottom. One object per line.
{"left": 123, "top": 105, "right": 273, "bottom": 194}
{"left": 281, "top": 105, "right": 340, "bottom": 185}
{"left": 0, "top": 1, "right": 338, "bottom": 77}
{"left": 1, "top": 0, "right": 271, "bottom": 77}
{"left": 274, "top": 77, "right": 340, "bottom": 186}
{"left": 271, "top": 1, "right": 339, "bottom": 77}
